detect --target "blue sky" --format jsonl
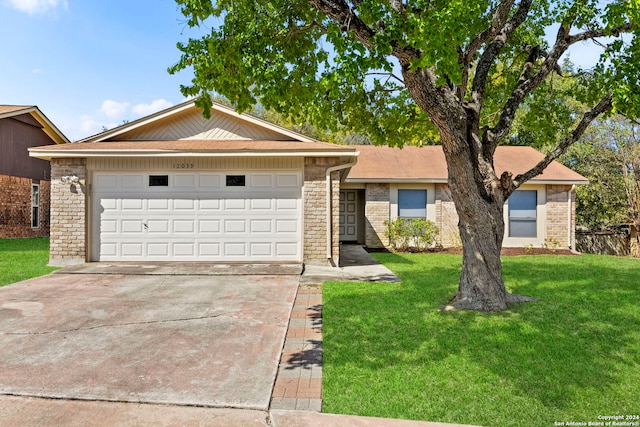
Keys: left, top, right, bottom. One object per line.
{"left": 0, "top": 0, "right": 610, "bottom": 142}
{"left": 0, "top": 0, "right": 198, "bottom": 141}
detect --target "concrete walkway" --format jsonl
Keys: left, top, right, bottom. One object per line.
{"left": 0, "top": 246, "right": 481, "bottom": 427}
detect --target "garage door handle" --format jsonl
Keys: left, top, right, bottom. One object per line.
{"left": 143, "top": 223, "right": 148, "bottom": 229}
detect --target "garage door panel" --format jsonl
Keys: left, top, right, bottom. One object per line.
{"left": 122, "top": 243, "right": 143, "bottom": 256}
{"left": 276, "top": 174, "right": 299, "bottom": 187}
{"left": 173, "top": 220, "right": 195, "bottom": 233}
{"left": 276, "top": 243, "right": 299, "bottom": 256}
{"left": 224, "top": 220, "right": 246, "bottom": 233}
{"left": 250, "top": 199, "right": 272, "bottom": 210}
{"left": 122, "top": 199, "right": 143, "bottom": 210}
{"left": 122, "top": 175, "right": 144, "bottom": 188}
{"left": 200, "top": 199, "right": 221, "bottom": 210}
{"left": 174, "top": 199, "right": 195, "bottom": 210}
{"left": 251, "top": 174, "right": 273, "bottom": 187}
{"left": 148, "top": 199, "right": 169, "bottom": 210}
{"left": 148, "top": 243, "right": 169, "bottom": 256}
{"left": 174, "top": 174, "right": 196, "bottom": 188}
{"left": 122, "top": 220, "right": 144, "bottom": 233}
{"left": 251, "top": 220, "right": 272, "bottom": 233}
{"left": 92, "top": 171, "right": 302, "bottom": 262}
{"left": 199, "top": 220, "right": 221, "bottom": 233}
{"left": 224, "top": 243, "right": 246, "bottom": 256}
{"left": 276, "top": 219, "right": 298, "bottom": 233}
{"left": 276, "top": 199, "right": 298, "bottom": 210}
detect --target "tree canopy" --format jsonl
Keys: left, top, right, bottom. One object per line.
{"left": 170, "top": 0, "right": 639, "bottom": 311}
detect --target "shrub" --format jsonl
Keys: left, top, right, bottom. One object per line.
{"left": 384, "top": 218, "right": 439, "bottom": 252}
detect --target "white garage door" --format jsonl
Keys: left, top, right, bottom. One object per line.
{"left": 91, "top": 171, "right": 302, "bottom": 262}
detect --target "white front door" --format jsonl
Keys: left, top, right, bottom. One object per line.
{"left": 339, "top": 190, "right": 358, "bottom": 241}
{"left": 91, "top": 171, "right": 302, "bottom": 262}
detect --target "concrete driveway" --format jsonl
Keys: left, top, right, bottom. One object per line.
{"left": 0, "top": 271, "right": 298, "bottom": 411}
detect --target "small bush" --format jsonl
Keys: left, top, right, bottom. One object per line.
{"left": 384, "top": 218, "right": 439, "bottom": 252}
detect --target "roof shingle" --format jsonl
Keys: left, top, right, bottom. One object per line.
{"left": 346, "top": 145, "right": 587, "bottom": 183}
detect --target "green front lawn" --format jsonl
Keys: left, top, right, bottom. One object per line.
{"left": 323, "top": 254, "right": 640, "bottom": 427}
{"left": 0, "top": 238, "right": 57, "bottom": 286}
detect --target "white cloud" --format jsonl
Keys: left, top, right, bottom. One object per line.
{"left": 132, "top": 99, "right": 173, "bottom": 116}
{"left": 78, "top": 114, "right": 105, "bottom": 137}
{"left": 7, "top": 0, "right": 68, "bottom": 15}
{"left": 100, "top": 99, "right": 130, "bottom": 119}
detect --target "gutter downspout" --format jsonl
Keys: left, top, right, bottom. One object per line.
{"left": 326, "top": 157, "right": 358, "bottom": 264}
{"left": 568, "top": 185, "right": 576, "bottom": 249}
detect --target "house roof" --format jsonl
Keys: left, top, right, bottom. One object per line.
{"left": 28, "top": 139, "right": 357, "bottom": 159}
{"left": 346, "top": 145, "right": 588, "bottom": 184}
{"left": 0, "top": 105, "right": 70, "bottom": 145}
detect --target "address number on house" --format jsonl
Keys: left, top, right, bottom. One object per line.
{"left": 172, "top": 163, "right": 195, "bottom": 169}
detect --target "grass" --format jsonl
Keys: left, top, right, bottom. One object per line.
{"left": 323, "top": 253, "right": 640, "bottom": 427}
{"left": 0, "top": 238, "right": 57, "bottom": 286}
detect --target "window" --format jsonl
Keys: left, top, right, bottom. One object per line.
{"left": 149, "top": 175, "right": 169, "bottom": 187}
{"left": 226, "top": 175, "right": 245, "bottom": 187}
{"left": 398, "top": 189, "right": 427, "bottom": 219}
{"left": 508, "top": 190, "right": 537, "bottom": 237}
{"left": 31, "top": 184, "right": 40, "bottom": 229}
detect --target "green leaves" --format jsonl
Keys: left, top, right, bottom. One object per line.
{"left": 170, "top": 0, "right": 638, "bottom": 148}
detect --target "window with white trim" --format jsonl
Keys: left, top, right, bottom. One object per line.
{"left": 508, "top": 190, "right": 537, "bottom": 237}
{"left": 398, "top": 189, "right": 427, "bottom": 219}
{"left": 31, "top": 184, "right": 40, "bottom": 229}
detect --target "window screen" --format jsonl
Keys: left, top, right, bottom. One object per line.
{"left": 398, "top": 189, "right": 427, "bottom": 218}
{"left": 508, "top": 190, "right": 537, "bottom": 237}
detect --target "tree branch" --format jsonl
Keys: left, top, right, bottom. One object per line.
{"left": 569, "top": 23, "right": 634, "bottom": 45}
{"left": 488, "top": 20, "right": 633, "bottom": 148}
{"left": 507, "top": 92, "right": 614, "bottom": 195}
{"left": 308, "top": 0, "right": 419, "bottom": 64}
{"left": 469, "top": 0, "right": 533, "bottom": 106}
{"left": 458, "top": 0, "right": 516, "bottom": 100}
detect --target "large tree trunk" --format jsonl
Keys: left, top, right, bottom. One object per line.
{"left": 441, "top": 134, "right": 537, "bottom": 312}
{"left": 402, "top": 68, "right": 537, "bottom": 312}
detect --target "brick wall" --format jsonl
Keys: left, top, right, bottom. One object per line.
{"left": 0, "top": 175, "right": 51, "bottom": 238}
{"left": 49, "top": 158, "right": 87, "bottom": 266}
{"left": 545, "top": 184, "right": 573, "bottom": 248}
{"left": 364, "top": 183, "right": 389, "bottom": 248}
{"left": 435, "top": 183, "right": 461, "bottom": 248}
{"left": 304, "top": 158, "right": 343, "bottom": 265}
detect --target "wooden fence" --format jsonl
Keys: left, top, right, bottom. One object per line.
{"left": 576, "top": 227, "right": 639, "bottom": 257}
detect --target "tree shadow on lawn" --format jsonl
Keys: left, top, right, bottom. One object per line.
{"left": 323, "top": 253, "right": 640, "bottom": 418}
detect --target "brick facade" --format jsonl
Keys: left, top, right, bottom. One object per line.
{"left": 545, "top": 185, "right": 574, "bottom": 249}
{"left": 0, "top": 175, "right": 50, "bottom": 238}
{"left": 364, "top": 183, "right": 390, "bottom": 248}
{"left": 434, "top": 183, "right": 460, "bottom": 248}
{"left": 303, "top": 157, "right": 343, "bottom": 265}
{"left": 49, "top": 158, "right": 87, "bottom": 266}
{"left": 362, "top": 183, "right": 576, "bottom": 251}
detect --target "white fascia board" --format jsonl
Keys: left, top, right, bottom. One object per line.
{"left": 345, "top": 178, "right": 588, "bottom": 185}
{"left": 29, "top": 149, "right": 357, "bottom": 160}
{"left": 526, "top": 179, "right": 589, "bottom": 185}
{"left": 345, "top": 178, "right": 449, "bottom": 184}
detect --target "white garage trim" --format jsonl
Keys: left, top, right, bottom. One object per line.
{"left": 90, "top": 170, "right": 302, "bottom": 262}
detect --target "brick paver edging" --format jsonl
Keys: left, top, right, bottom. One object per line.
{"left": 270, "top": 285, "right": 323, "bottom": 411}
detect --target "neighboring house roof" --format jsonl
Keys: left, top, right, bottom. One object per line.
{"left": 346, "top": 145, "right": 588, "bottom": 184}
{"left": 0, "top": 105, "right": 70, "bottom": 145}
